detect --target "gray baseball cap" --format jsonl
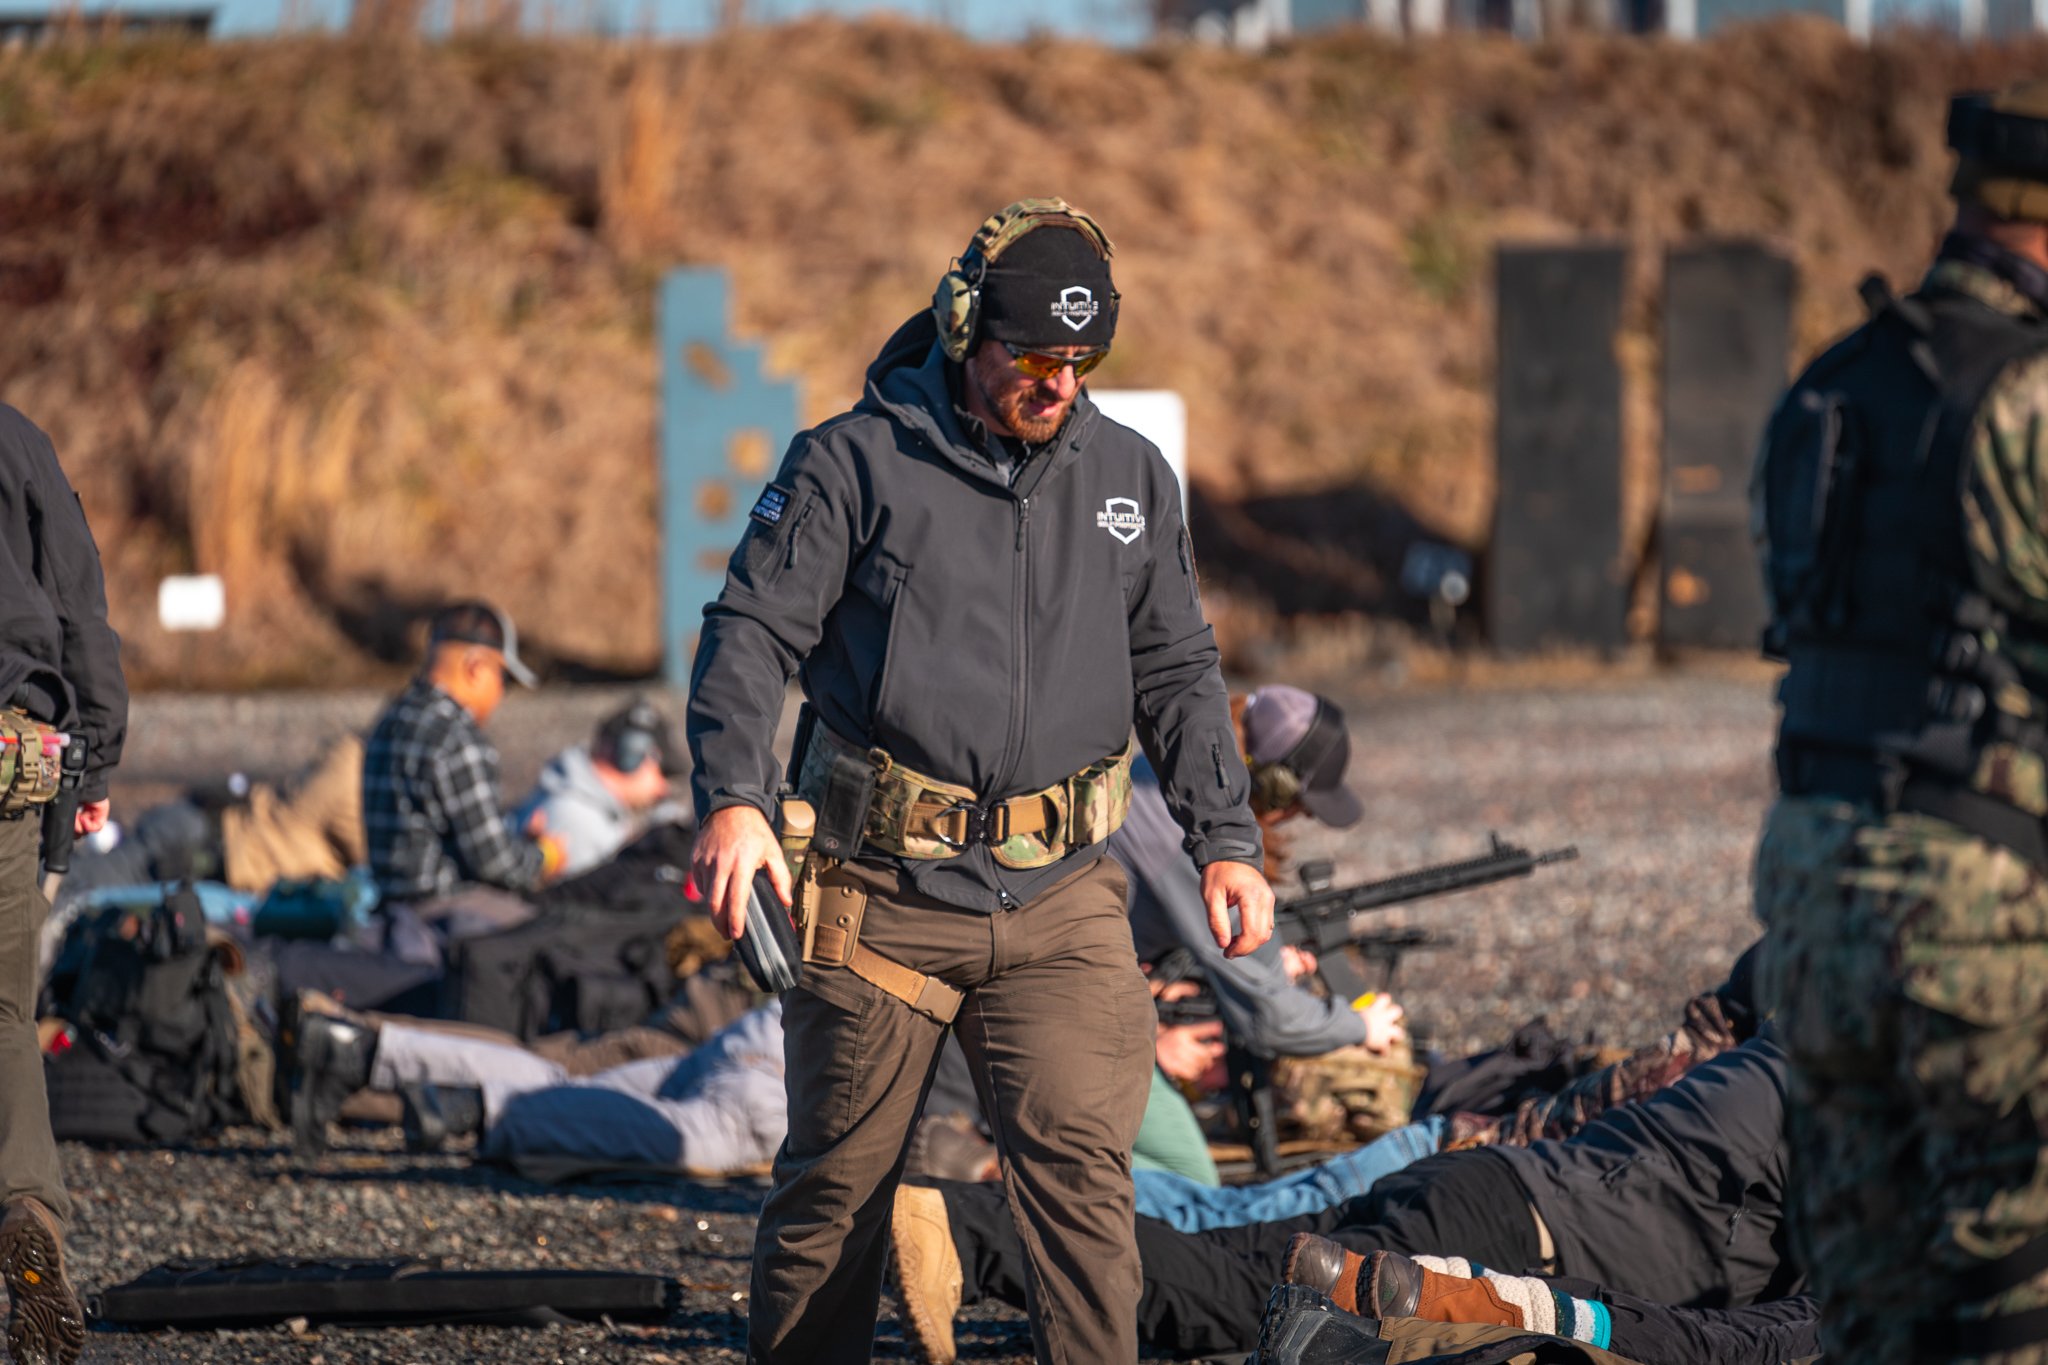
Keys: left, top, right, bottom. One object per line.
{"left": 1243, "top": 685, "right": 1362, "bottom": 828}
{"left": 428, "top": 600, "right": 538, "bottom": 689}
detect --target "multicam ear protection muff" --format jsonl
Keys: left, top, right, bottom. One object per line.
{"left": 1249, "top": 759, "right": 1303, "bottom": 817}
{"left": 932, "top": 197, "right": 1118, "bottom": 364}
{"left": 1247, "top": 695, "right": 1345, "bottom": 817}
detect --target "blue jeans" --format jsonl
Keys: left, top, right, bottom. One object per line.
{"left": 1131, "top": 1116, "right": 1445, "bottom": 1233}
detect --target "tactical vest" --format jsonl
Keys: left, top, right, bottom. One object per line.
{"left": 1756, "top": 276, "right": 2048, "bottom": 862}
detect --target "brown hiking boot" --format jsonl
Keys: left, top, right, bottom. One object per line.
{"left": 1364, "top": 1248, "right": 1426, "bottom": 1318}
{"left": 1365, "top": 1250, "right": 1523, "bottom": 1328}
{"left": 1282, "top": 1232, "right": 1370, "bottom": 1314}
{"left": 0, "top": 1198, "right": 84, "bottom": 1365}
{"left": 890, "top": 1184, "right": 962, "bottom": 1364}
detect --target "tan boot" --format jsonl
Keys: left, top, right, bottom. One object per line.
{"left": 890, "top": 1184, "right": 962, "bottom": 1365}
{"left": 0, "top": 1198, "right": 84, "bottom": 1365}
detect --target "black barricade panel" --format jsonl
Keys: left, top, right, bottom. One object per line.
{"left": 1491, "top": 245, "right": 1628, "bottom": 654}
{"left": 1661, "top": 243, "right": 1793, "bottom": 651}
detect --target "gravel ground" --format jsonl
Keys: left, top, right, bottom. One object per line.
{"left": 64, "top": 667, "right": 1779, "bottom": 1363}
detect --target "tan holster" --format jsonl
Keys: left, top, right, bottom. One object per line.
{"left": 0, "top": 710, "right": 63, "bottom": 817}
{"left": 796, "top": 855, "right": 964, "bottom": 1025}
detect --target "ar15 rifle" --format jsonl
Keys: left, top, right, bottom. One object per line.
{"left": 1278, "top": 834, "right": 1578, "bottom": 1004}
{"left": 1216, "top": 833, "right": 1576, "bottom": 1178}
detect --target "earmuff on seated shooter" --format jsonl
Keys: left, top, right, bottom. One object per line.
{"left": 931, "top": 198, "right": 1117, "bottom": 365}
{"left": 1247, "top": 695, "right": 1346, "bottom": 817}
{"left": 601, "top": 700, "right": 666, "bottom": 775}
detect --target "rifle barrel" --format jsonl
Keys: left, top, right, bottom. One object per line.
{"left": 1276, "top": 839, "right": 1578, "bottom": 950}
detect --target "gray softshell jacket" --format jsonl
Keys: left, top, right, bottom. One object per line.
{"left": 687, "top": 314, "right": 1262, "bottom": 912}
{"left": 1115, "top": 764, "right": 1365, "bottom": 1054}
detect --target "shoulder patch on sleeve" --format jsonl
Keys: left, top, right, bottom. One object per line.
{"left": 750, "top": 483, "right": 793, "bottom": 527}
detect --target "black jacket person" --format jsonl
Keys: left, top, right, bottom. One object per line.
{"left": 931, "top": 1038, "right": 1798, "bottom": 1360}
{"left": 0, "top": 402, "right": 125, "bottom": 1365}
{"left": 0, "top": 406, "right": 126, "bottom": 806}
{"left": 686, "top": 200, "right": 1272, "bottom": 1365}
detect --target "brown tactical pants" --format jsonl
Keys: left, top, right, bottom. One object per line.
{"left": 747, "top": 856, "right": 1155, "bottom": 1365}
{"left": 0, "top": 816, "right": 68, "bottom": 1227}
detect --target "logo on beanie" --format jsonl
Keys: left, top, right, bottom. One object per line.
{"left": 1097, "top": 496, "right": 1145, "bottom": 544}
{"left": 1052, "top": 286, "right": 1099, "bottom": 332}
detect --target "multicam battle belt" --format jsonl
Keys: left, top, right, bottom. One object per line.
{"left": 0, "top": 710, "right": 65, "bottom": 818}
{"left": 799, "top": 724, "right": 1134, "bottom": 870}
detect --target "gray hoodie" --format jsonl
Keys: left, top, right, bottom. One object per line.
{"left": 518, "top": 745, "right": 638, "bottom": 880}
{"left": 687, "top": 314, "right": 1261, "bottom": 912}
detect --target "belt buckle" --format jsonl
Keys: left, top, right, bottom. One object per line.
{"left": 933, "top": 798, "right": 1008, "bottom": 849}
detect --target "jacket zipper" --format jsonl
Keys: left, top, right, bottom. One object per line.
{"left": 993, "top": 495, "right": 1031, "bottom": 798}
{"left": 783, "top": 501, "right": 816, "bottom": 572}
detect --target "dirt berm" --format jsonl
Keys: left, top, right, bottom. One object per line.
{"left": 0, "top": 20, "right": 2038, "bottom": 685}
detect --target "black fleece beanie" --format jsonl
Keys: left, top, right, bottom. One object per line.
{"left": 977, "top": 225, "right": 1117, "bottom": 351}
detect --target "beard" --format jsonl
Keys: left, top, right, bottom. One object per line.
{"left": 970, "top": 351, "right": 1075, "bottom": 444}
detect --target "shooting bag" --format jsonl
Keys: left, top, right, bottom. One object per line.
{"left": 39, "top": 884, "right": 257, "bottom": 1144}
{"left": 1411, "top": 1018, "right": 1581, "bottom": 1123}
{"left": 442, "top": 823, "right": 699, "bottom": 1040}
{"left": 91, "top": 1258, "right": 677, "bottom": 1330}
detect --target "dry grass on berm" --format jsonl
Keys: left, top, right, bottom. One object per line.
{"left": 0, "top": 22, "right": 2037, "bottom": 686}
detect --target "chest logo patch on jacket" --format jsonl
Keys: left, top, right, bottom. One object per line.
{"left": 1097, "top": 496, "right": 1146, "bottom": 544}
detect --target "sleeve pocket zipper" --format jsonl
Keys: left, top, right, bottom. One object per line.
{"left": 783, "top": 501, "right": 817, "bottom": 572}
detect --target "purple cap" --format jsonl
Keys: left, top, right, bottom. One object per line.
{"left": 1243, "top": 685, "right": 1362, "bottom": 828}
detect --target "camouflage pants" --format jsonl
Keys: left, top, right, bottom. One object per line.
{"left": 1755, "top": 794, "right": 2048, "bottom": 1364}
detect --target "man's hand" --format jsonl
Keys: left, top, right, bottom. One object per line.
{"left": 527, "top": 810, "right": 568, "bottom": 884}
{"left": 1155, "top": 1019, "right": 1226, "bottom": 1086}
{"left": 1279, "top": 944, "right": 1319, "bottom": 983}
{"left": 1201, "top": 859, "right": 1274, "bottom": 959}
{"left": 73, "top": 799, "right": 108, "bottom": 838}
{"left": 1355, "top": 993, "right": 1408, "bottom": 1054}
{"left": 690, "top": 805, "right": 790, "bottom": 942}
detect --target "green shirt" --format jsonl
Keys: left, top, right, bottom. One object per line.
{"left": 1131, "top": 1067, "right": 1220, "bottom": 1187}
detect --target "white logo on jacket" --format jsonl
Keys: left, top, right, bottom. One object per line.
{"left": 1097, "top": 497, "right": 1146, "bottom": 544}
{"left": 1052, "top": 286, "right": 1099, "bottom": 332}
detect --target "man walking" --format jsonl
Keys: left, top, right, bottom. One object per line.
{"left": 1752, "top": 80, "right": 2048, "bottom": 1363}
{"left": 0, "top": 403, "right": 126, "bottom": 1365}
{"left": 687, "top": 198, "right": 1273, "bottom": 1364}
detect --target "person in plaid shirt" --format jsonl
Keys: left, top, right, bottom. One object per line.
{"left": 362, "top": 601, "right": 563, "bottom": 967}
